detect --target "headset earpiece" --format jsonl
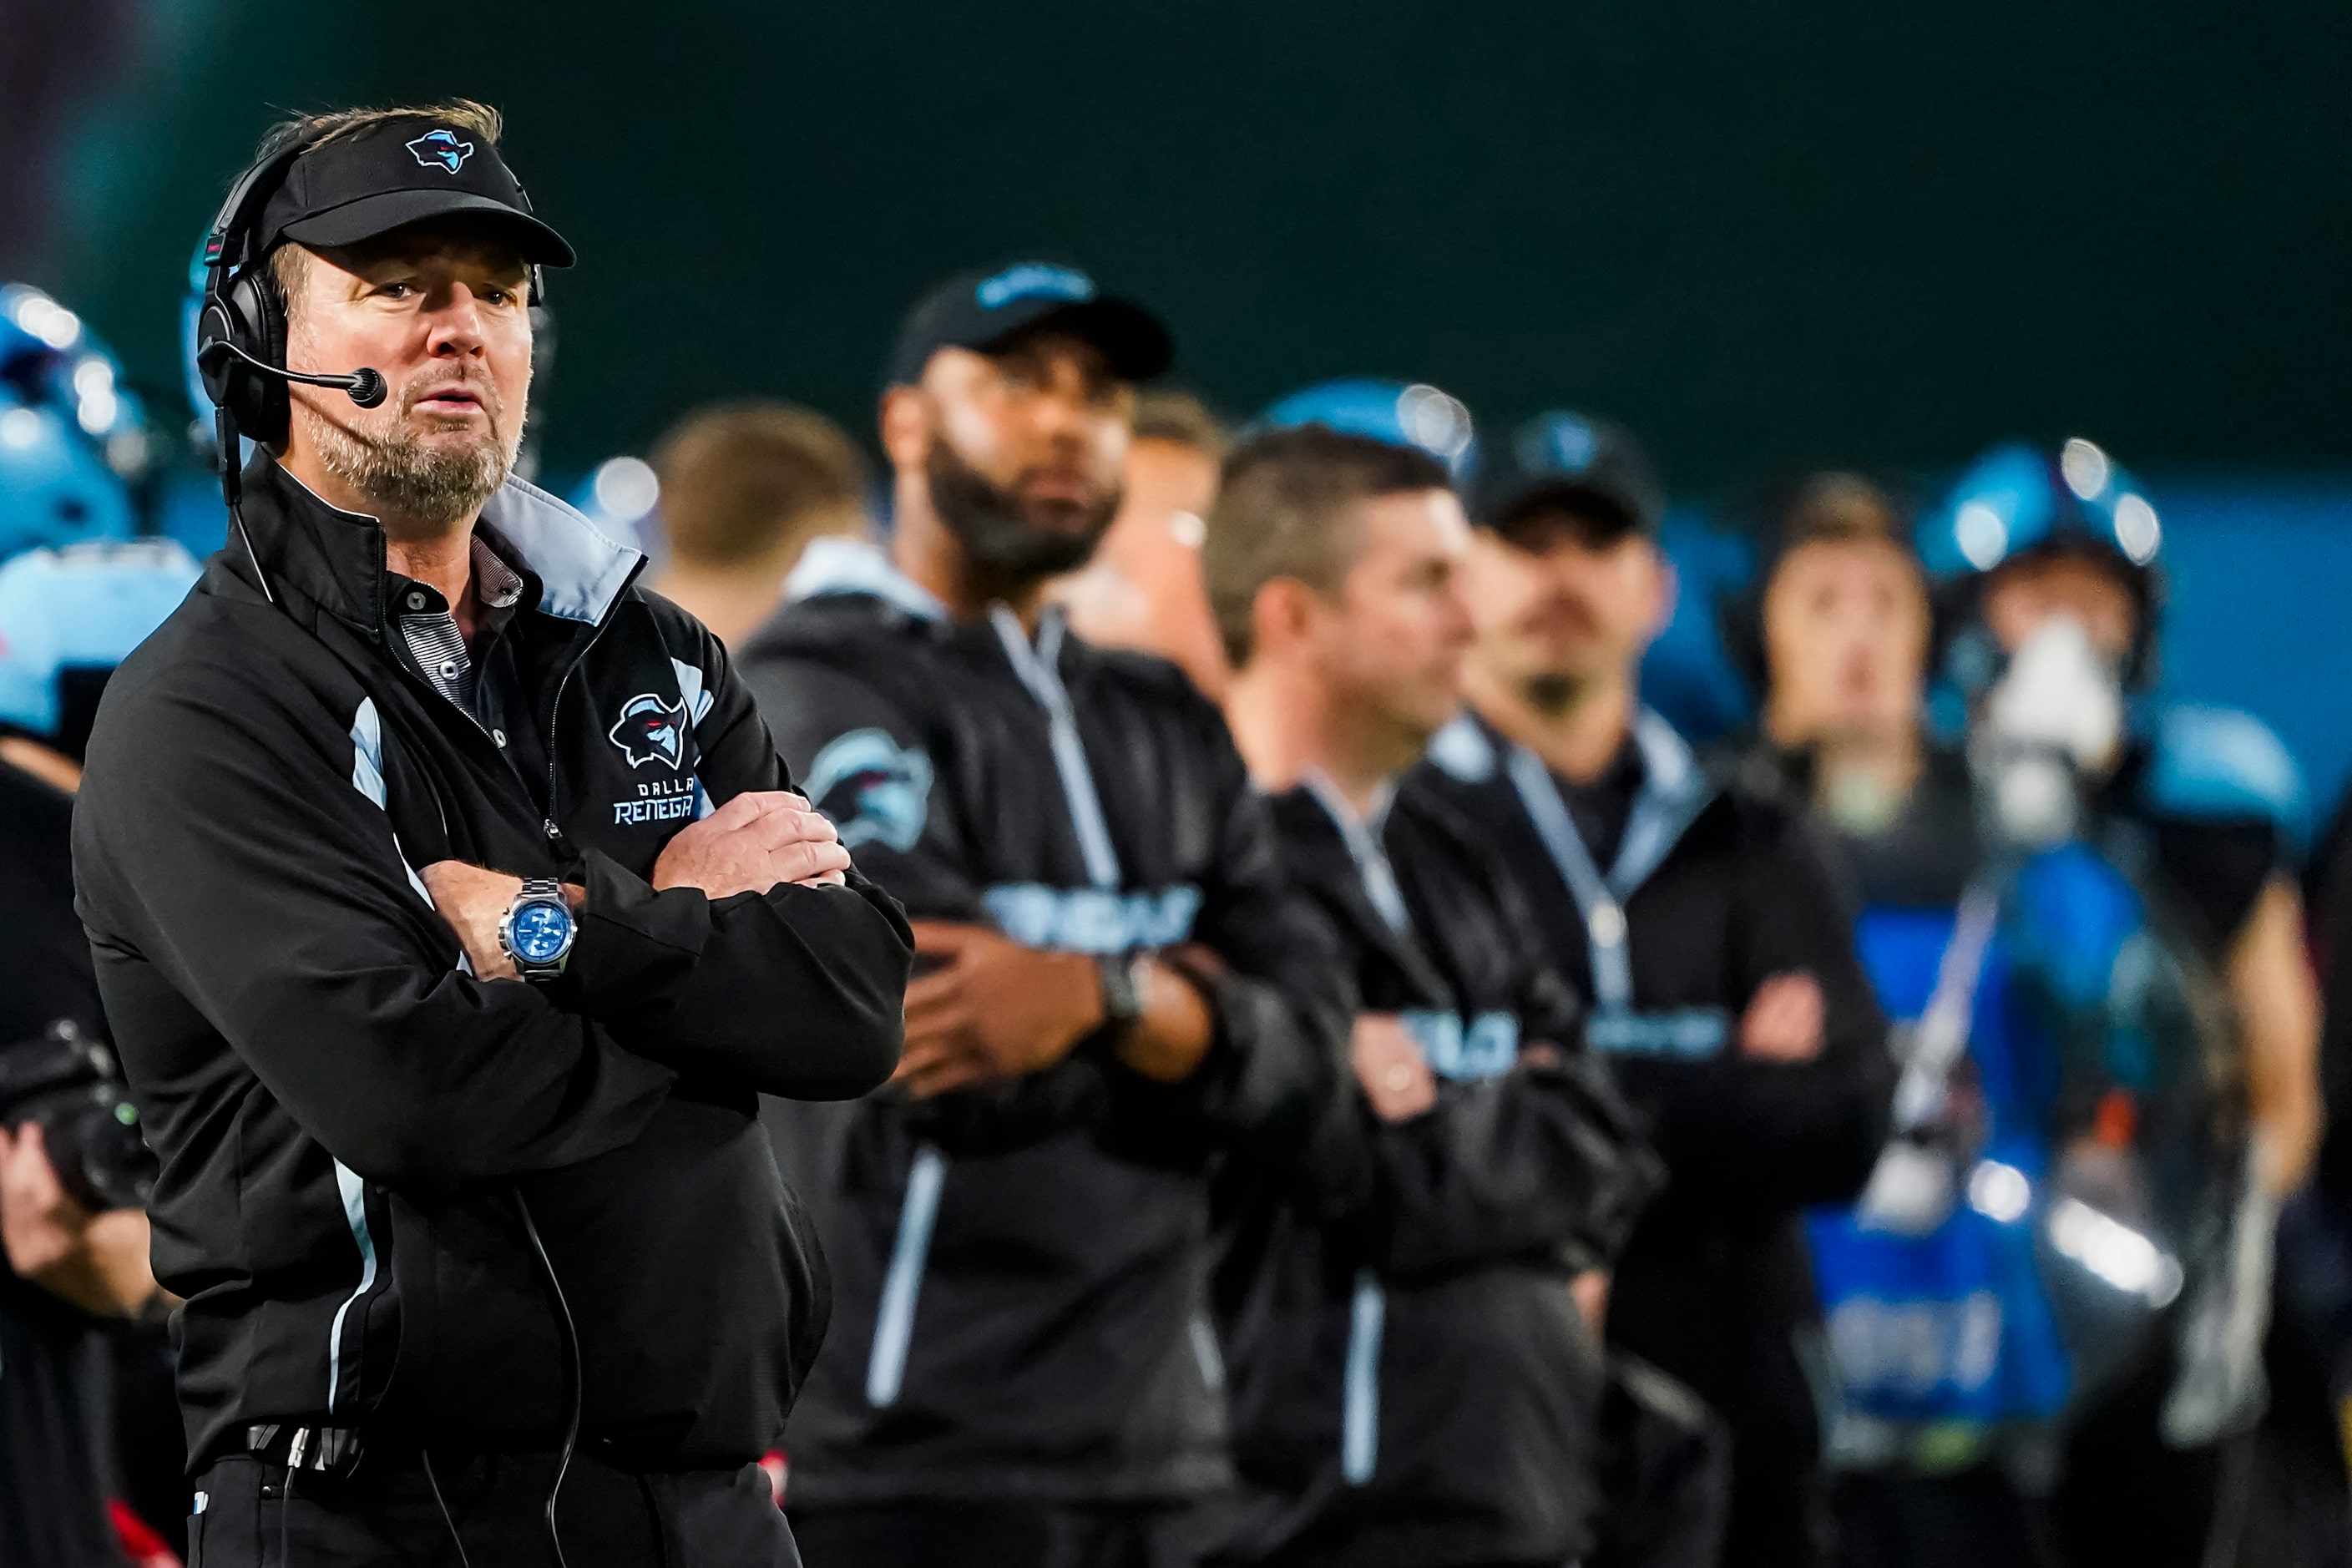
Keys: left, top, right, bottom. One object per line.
{"left": 196, "top": 144, "right": 309, "bottom": 448}
{"left": 199, "top": 262, "right": 293, "bottom": 445}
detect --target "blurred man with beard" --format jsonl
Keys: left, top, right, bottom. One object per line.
{"left": 736, "top": 263, "right": 1344, "bottom": 1567}
{"left": 1413, "top": 412, "right": 1893, "bottom": 1568}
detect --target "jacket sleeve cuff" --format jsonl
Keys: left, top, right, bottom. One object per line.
{"left": 559, "top": 847, "right": 712, "bottom": 1025}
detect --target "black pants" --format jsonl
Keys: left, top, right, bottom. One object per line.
{"left": 790, "top": 1501, "right": 1199, "bottom": 1568}
{"left": 1832, "top": 1468, "right": 2057, "bottom": 1568}
{"left": 188, "top": 1450, "right": 800, "bottom": 1567}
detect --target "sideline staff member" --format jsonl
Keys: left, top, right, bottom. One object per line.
{"left": 74, "top": 102, "right": 912, "bottom": 1566}
{"left": 1207, "top": 425, "right": 1658, "bottom": 1567}
{"left": 1414, "top": 412, "right": 1892, "bottom": 1568}
{"left": 739, "top": 263, "right": 1343, "bottom": 1564}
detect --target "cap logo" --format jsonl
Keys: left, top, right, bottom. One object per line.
{"left": 975, "top": 263, "right": 1095, "bottom": 311}
{"left": 1533, "top": 416, "right": 1596, "bottom": 475}
{"left": 406, "top": 129, "right": 475, "bottom": 174}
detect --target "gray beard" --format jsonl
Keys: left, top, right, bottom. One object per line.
{"left": 298, "top": 397, "right": 519, "bottom": 529}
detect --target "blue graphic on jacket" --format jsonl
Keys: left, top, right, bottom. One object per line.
{"left": 804, "top": 728, "right": 934, "bottom": 852}
{"left": 608, "top": 692, "right": 687, "bottom": 770}
{"left": 1399, "top": 1010, "right": 1520, "bottom": 1080}
{"left": 406, "top": 129, "right": 475, "bottom": 172}
{"left": 982, "top": 883, "right": 1201, "bottom": 954}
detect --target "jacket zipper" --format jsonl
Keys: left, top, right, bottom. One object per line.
{"left": 541, "top": 655, "right": 578, "bottom": 842}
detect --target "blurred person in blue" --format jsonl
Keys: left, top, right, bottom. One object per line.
{"left": 1409, "top": 410, "right": 1895, "bottom": 1568}
{"left": 1738, "top": 446, "right": 2320, "bottom": 1568}
{"left": 1202, "top": 420, "right": 1664, "bottom": 1568}
{"left": 0, "top": 283, "right": 145, "bottom": 562}
{"left": 0, "top": 536, "right": 200, "bottom": 1567}
{"left": 735, "top": 263, "right": 1346, "bottom": 1567}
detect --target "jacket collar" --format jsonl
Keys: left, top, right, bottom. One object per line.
{"left": 783, "top": 535, "right": 948, "bottom": 622}
{"left": 235, "top": 453, "right": 642, "bottom": 634}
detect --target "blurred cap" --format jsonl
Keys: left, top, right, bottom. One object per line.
{"left": 1251, "top": 378, "right": 1478, "bottom": 483}
{"left": 1917, "top": 438, "right": 2163, "bottom": 585}
{"left": 1477, "top": 410, "right": 1663, "bottom": 540}
{"left": 888, "top": 262, "right": 1172, "bottom": 388}
{"left": 255, "top": 117, "right": 574, "bottom": 267}
{"left": 0, "top": 394, "right": 136, "bottom": 559}
{"left": 3, "top": 283, "right": 152, "bottom": 485}
{"left": 0, "top": 539, "right": 200, "bottom": 753}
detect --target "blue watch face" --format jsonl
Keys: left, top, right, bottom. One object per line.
{"left": 509, "top": 899, "right": 574, "bottom": 964}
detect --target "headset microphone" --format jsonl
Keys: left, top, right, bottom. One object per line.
{"left": 197, "top": 340, "right": 386, "bottom": 408}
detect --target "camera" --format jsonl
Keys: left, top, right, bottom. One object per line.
{"left": 0, "top": 1021, "right": 157, "bottom": 1213}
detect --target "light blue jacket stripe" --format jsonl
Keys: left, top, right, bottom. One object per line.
{"left": 866, "top": 1144, "right": 948, "bottom": 1407}
{"left": 1341, "top": 1269, "right": 1386, "bottom": 1484}
{"left": 989, "top": 608, "right": 1122, "bottom": 890}
{"left": 322, "top": 1159, "right": 377, "bottom": 1413}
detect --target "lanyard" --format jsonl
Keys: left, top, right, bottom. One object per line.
{"left": 1503, "top": 709, "right": 1713, "bottom": 1012}
{"left": 989, "top": 605, "right": 1122, "bottom": 891}
{"left": 1889, "top": 878, "right": 2002, "bottom": 1132}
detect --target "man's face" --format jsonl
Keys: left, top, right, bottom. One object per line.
{"left": 281, "top": 222, "right": 534, "bottom": 527}
{"left": 1460, "top": 508, "right": 1670, "bottom": 706}
{"left": 1308, "top": 488, "right": 1476, "bottom": 743}
{"left": 1762, "top": 538, "right": 1930, "bottom": 745}
{"left": 899, "top": 333, "right": 1135, "bottom": 582}
{"left": 1981, "top": 549, "right": 2140, "bottom": 666}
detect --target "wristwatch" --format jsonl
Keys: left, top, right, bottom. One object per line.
{"left": 1097, "top": 951, "right": 1149, "bottom": 1035}
{"left": 498, "top": 877, "right": 577, "bottom": 981}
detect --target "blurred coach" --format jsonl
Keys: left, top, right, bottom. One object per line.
{"left": 73, "top": 102, "right": 911, "bottom": 1566}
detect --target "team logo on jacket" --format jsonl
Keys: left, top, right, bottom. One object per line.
{"left": 406, "top": 129, "right": 475, "bottom": 172}
{"left": 803, "top": 728, "right": 933, "bottom": 852}
{"left": 609, "top": 693, "right": 688, "bottom": 770}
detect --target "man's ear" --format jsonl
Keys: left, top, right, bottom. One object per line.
{"left": 1250, "top": 577, "right": 1321, "bottom": 665}
{"left": 878, "top": 386, "right": 930, "bottom": 474}
{"left": 1645, "top": 549, "right": 1680, "bottom": 641}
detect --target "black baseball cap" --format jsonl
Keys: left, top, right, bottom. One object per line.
{"left": 1475, "top": 410, "right": 1665, "bottom": 540}
{"left": 887, "top": 261, "right": 1173, "bottom": 388}
{"left": 256, "top": 116, "right": 574, "bottom": 267}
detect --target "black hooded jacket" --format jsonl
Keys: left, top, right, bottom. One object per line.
{"left": 72, "top": 458, "right": 913, "bottom": 1474}
{"left": 1211, "top": 779, "right": 1659, "bottom": 1568}
{"left": 734, "top": 541, "right": 1348, "bottom": 1508}
{"left": 1412, "top": 707, "right": 1892, "bottom": 1452}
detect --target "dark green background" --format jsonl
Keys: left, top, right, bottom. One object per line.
{"left": 37, "top": 1, "right": 2352, "bottom": 492}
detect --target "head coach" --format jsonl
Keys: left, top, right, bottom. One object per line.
{"left": 71, "top": 101, "right": 912, "bottom": 1566}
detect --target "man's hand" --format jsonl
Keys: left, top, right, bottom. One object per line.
{"left": 1740, "top": 970, "right": 1825, "bottom": 1063}
{"left": 893, "top": 922, "right": 1105, "bottom": 1098}
{"left": 1572, "top": 1269, "right": 1611, "bottom": 1341}
{"left": 0, "top": 1120, "right": 159, "bottom": 1318}
{"left": 1351, "top": 1014, "right": 1437, "bottom": 1123}
{"left": 652, "top": 792, "right": 849, "bottom": 898}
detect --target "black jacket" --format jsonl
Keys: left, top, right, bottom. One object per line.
{"left": 72, "top": 458, "right": 912, "bottom": 1474}
{"left": 2, "top": 757, "right": 104, "bottom": 1048}
{"left": 1412, "top": 708, "right": 1891, "bottom": 1449}
{"left": 1211, "top": 780, "right": 1658, "bottom": 1568}
{"left": 734, "top": 542, "right": 1348, "bottom": 1507}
